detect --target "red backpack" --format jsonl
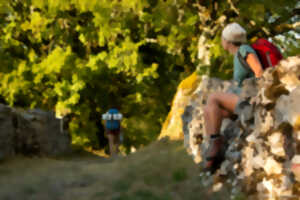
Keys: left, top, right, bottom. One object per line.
{"left": 238, "top": 38, "right": 283, "bottom": 70}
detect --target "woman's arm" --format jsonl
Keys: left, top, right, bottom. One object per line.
{"left": 246, "top": 53, "right": 264, "bottom": 78}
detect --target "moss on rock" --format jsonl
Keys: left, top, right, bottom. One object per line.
{"left": 159, "top": 72, "right": 200, "bottom": 140}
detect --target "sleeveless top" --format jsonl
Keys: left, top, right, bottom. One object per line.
{"left": 231, "top": 44, "right": 258, "bottom": 94}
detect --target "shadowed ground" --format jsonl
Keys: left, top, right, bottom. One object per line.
{"left": 0, "top": 140, "right": 236, "bottom": 200}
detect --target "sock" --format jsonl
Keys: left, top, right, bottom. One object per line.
{"left": 210, "top": 133, "right": 220, "bottom": 139}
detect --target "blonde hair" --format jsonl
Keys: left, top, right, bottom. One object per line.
{"left": 222, "top": 23, "right": 247, "bottom": 44}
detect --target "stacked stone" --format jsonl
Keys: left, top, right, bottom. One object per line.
{"left": 182, "top": 76, "right": 239, "bottom": 163}
{"left": 0, "top": 104, "right": 15, "bottom": 159}
{"left": 0, "top": 105, "right": 71, "bottom": 160}
{"left": 183, "top": 56, "right": 300, "bottom": 199}
{"left": 237, "top": 56, "right": 300, "bottom": 199}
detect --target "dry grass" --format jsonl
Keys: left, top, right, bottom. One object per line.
{"left": 0, "top": 139, "right": 234, "bottom": 200}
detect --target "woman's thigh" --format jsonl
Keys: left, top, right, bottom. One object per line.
{"left": 208, "top": 92, "right": 239, "bottom": 113}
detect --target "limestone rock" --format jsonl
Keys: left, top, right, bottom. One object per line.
{"left": 263, "top": 157, "right": 283, "bottom": 175}
{"left": 0, "top": 104, "right": 71, "bottom": 159}
{"left": 162, "top": 55, "right": 300, "bottom": 199}
{"left": 16, "top": 109, "right": 71, "bottom": 156}
{"left": 252, "top": 155, "right": 265, "bottom": 170}
{"left": 277, "top": 56, "right": 300, "bottom": 91}
{"left": 267, "top": 132, "right": 285, "bottom": 157}
{"left": 291, "top": 155, "right": 300, "bottom": 182}
{"left": 275, "top": 87, "right": 300, "bottom": 129}
{"left": 0, "top": 104, "right": 15, "bottom": 160}
{"left": 159, "top": 72, "right": 200, "bottom": 140}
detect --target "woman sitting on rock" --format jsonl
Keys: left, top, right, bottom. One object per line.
{"left": 203, "top": 23, "right": 263, "bottom": 172}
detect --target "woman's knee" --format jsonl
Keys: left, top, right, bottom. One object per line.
{"left": 207, "top": 93, "right": 222, "bottom": 105}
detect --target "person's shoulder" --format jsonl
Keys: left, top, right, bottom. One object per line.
{"left": 240, "top": 44, "right": 254, "bottom": 51}
{"left": 239, "top": 44, "right": 256, "bottom": 56}
{"left": 240, "top": 44, "right": 253, "bottom": 50}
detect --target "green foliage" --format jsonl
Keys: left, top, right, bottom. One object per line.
{"left": 0, "top": 0, "right": 298, "bottom": 151}
{"left": 274, "top": 31, "right": 300, "bottom": 58}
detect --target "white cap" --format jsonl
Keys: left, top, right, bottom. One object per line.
{"left": 222, "top": 23, "right": 247, "bottom": 43}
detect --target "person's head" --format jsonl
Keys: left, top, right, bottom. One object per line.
{"left": 221, "top": 23, "right": 247, "bottom": 54}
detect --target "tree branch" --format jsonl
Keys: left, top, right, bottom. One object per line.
{"left": 245, "top": 7, "right": 300, "bottom": 38}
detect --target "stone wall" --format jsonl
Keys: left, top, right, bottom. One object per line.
{"left": 180, "top": 56, "right": 300, "bottom": 199}
{"left": 0, "top": 105, "right": 71, "bottom": 160}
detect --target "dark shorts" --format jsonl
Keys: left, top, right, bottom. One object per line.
{"left": 107, "top": 129, "right": 120, "bottom": 136}
{"left": 234, "top": 98, "right": 250, "bottom": 115}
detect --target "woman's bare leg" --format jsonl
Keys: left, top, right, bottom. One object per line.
{"left": 203, "top": 92, "right": 239, "bottom": 171}
{"left": 108, "top": 134, "right": 116, "bottom": 156}
{"left": 114, "top": 134, "right": 120, "bottom": 154}
{"left": 203, "top": 92, "right": 239, "bottom": 136}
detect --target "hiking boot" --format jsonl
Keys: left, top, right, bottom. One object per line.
{"left": 203, "top": 135, "right": 225, "bottom": 173}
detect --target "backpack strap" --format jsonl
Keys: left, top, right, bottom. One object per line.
{"left": 238, "top": 47, "right": 269, "bottom": 71}
{"left": 237, "top": 50, "right": 251, "bottom": 71}
{"left": 266, "top": 51, "right": 273, "bottom": 67}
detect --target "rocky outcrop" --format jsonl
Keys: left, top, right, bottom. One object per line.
{"left": 0, "top": 105, "right": 71, "bottom": 160}
{"left": 0, "top": 105, "right": 15, "bottom": 159}
{"left": 159, "top": 72, "right": 200, "bottom": 140}
{"left": 161, "top": 56, "right": 300, "bottom": 199}
{"left": 181, "top": 76, "right": 239, "bottom": 163}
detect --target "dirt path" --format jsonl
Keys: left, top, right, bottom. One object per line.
{"left": 0, "top": 140, "right": 232, "bottom": 200}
